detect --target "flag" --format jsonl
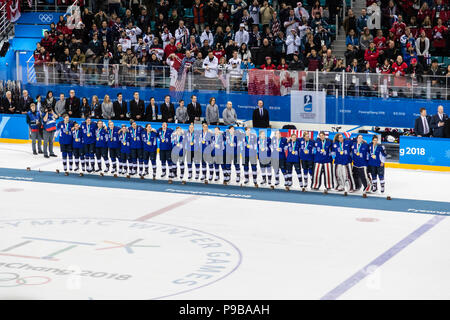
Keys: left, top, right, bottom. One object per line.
{"left": 287, "top": 130, "right": 314, "bottom": 139}
{"left": 342, "top": 132, "right": 352, "bottom": 139}
{"left": 65, "top": 1, "right": 81, "bottom": 28}
{"left": 5, "top": 0, "right": 21, "bottom": 22}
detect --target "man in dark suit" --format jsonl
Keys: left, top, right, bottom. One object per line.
{"left": 414, "top": 108, "right": 432, "bottom": 137}
{"left": 144, "top": 97, "right": 158, "bottom": 122}
{"left": 1, "top": 91, "right": 17, "bottom": 114}
{"left": 113, "top": 93, "right": 128, "bottom": 120}
{"left": 129, "top": 91, "right": 145, "bottom": 121}
{"left": 430, "top": 105, "right": 449, "bottom": 138}
{"left": 252, "top": 99, "right": 270, "bottom": 128}
{"left": 18, "top": 90, "right": 34, "bottom": 114}
{"left": 160, "top": 95, "right": 175, "bottom": 123}
{"left": 65, "top": 89, "right": 81, "bottom": 117}
{"left": 187, "top": 95, "right": 202, "bottom": 123}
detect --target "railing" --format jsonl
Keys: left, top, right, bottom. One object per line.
{"left": 0, "top": 2, "right": 11, "bottom": 37}
{"left": 27, "top": 61, "right": 450, "bottom": 100}
{"left": 20, "top": 0, "right": 73, "bottom": 12}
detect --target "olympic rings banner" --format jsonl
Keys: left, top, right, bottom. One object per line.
{"left": 399, "top": 136, "right": 450, "bottom": 167}
{"left": 16, "top": 12, "right": 60, "bottom": 25}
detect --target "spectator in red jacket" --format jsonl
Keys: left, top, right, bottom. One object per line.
{"left": 306, "top": 49, "right": 322, "bottom": 71}
{"left": 193, "top": 0, "right": 205, "bottom": 33}
{"left": 373, "top": 29, "right": 386, "bottom": 51}
{"left": 164, "top": 37, "right": 177, "bottom": 59}
{"left": 40, "top": 31, "right": 55, "bottom": 53}
{"left": 391, "top": 15, "right": 406, "bottom": 40}
{"left": 391, "top": 55, "right": 408, "bottom": 76}
{"left": 260, "top": 56, "right": 276, "bottom": 69}
{"left": 277, "top": 57, "right": 289, "bottom": 70}
{"left": 432, "top": 18, "right": 448, "bottom": 56}
{"left": 364, "top": 42, "right": 379, "bottom": 69}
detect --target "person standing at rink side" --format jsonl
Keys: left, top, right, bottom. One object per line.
{"left": 107, "top": 121, "right": 121, "bottom": 175}
{"left": 211, "top": 127, "right": 225, "bottom": 182}
{"left": 271, "top": 130, "right": 287, "bottom": 187}
{"left": 299, "top": 132, "right": 314, "bottom": 189}
{"left": 242, "top": 127, "right": 258, "bottom": 186}
{"left": 158, "top": 122, "right": 174, "bottom": 180}
{"left": 42, "top": 107, "right": 58, "bottom": 158}
{"left": 368, "top": 135, "right": 387, "bottom": 193}
{"left": 141, "top": 124, "right": 158, "bottom": 179}
{"left": 185, "top": 123, "right": 199, "bottom": 180}
{"left": 285, "top": 133, "right": 302, "bottom": 190}
{"left": 224, "top": 125, "right": 242, "bottom": 184}
{"left": 172, "top": 127, "right": 186, "bottom": 181}
{"left": 56, "top": 114, "right": 74, "bottom": 173}
{"left": 71, "top": 122, "right": 85, "bottom": 173}
{"left": 94, "top": 120, "right": 109, "bottom": 173}
{"left": 119, "top": 124, "right": 132, "bottom": 176}
{"left": 351, "top": 134, "right": 372, "bottom": 194}
{"left": 81, "top": 117, "right": 97, "bottom": 173}
{"left": 312, "top": 131, "right": 334, "bottom": 192}
{"left": 257, "top": 130, "right": 272, "bottom": 186}
{"left": 26, "top": 103, "right": 43, "bottom": 155}
{"left": 332, "top": 133, "right": 355, "bottom": 192}
{"left": 129, "top": 121, "right": 144, "bottom": 176}
{"left": 199, "top": 122, "right": 212, "bottom": 182}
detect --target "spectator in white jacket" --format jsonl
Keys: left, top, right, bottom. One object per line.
{"left": 415, "top": 30, "right": 430, "bottom": 65}
{"left": 294, "top": 2, "right": 309, "bottom": 21}
{"left": 228, "top": 51, "right": 242, "bottom": 76}
{"left": 234, "top": 23, "right": 249, "bottom": 47}
{"left": 366, "top": 2, "right": 381, "bottom": 31}
{"left": 161, "top": 27, "right": 173, "bottom": 49}
{"left": 286, "top": 29, "right": 301, "bottom": 60}
{"left": 175, "top": 20, "right": 190, "bottom": 47}
{"left": 200, "top": 25, "right": 215, "bottom": 47}
{"left": 202, "top": 51, "right": 219, "bottom": 78}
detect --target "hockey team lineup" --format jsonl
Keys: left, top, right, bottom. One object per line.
{"left": 35, "top": 112, "right": 390, "bottom": 198}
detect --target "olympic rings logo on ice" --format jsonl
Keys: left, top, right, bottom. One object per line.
{"left": 38, "top": 14, "right": 54, "bottom": 23}
{"left": 0, "top": 272, "right": 52, "bottom": 287}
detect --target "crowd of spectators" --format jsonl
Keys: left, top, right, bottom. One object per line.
{"left": 341, "top": 0, "right": 449, "bottom": 82}
{"left": 27, "top": 0, "right": 450, "bottom": 95}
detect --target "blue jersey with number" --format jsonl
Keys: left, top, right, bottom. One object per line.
{"left": 224, "top": 132, "right": 239, "bottom": 155}
{"left": 142, "top": 130, "right": 158, "bottom": 152}
{"left": 271, "top": 137, "right": 287, "bottom": 160}
{"left": 72, "top": 129, "right": 84, "bottom": 149}
{"left": 106, "top": 126, "right": 121, "bottom": 149}
{"left": 95, "top": 127, "right": 108, "bottom": 148}
{"left": 351, "top": 142, "right": 370, "bottom": 167}
{"left": 299, "top": 138, "right": 314, "bottom": 161}
{"left": 119, "top": 131, "right": 131, "bottom": 154}
{"left": 56, "top": 121, "right": 74, "bottom": 145}
{"left": 332, "top": 139, "right": 353, "bottom": 165}
{"left": 81, "top": 122, "right": 96, "bottom": 145}
{"left": 286, "top": 140, "right": 301, "bottom": 162}
{"left": 257, "top": 137, "right": 271, "bottom": 159}
{"left": 368, "top": 143, "right": 386, "bottom": 167}
{"left": 211, "top": 133, "right": 225, "bottom": 157}
{"left": 313, "top": 139, "right": 333, "bottom": 163}
{"left": 129, "top": 126, "right": 143, "bottom": 149}
{"left": 157, "top": 128, "right": 174, "bottom": 151}
{"left": 243, "top": 134, "right": 258, "bottom": 157}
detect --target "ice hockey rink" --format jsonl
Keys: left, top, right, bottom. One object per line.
{"left": 0, "top": 142, "right": 449, "bottom": 300}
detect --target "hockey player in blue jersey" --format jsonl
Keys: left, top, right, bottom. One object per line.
{"left": 368, "top": 135, "right": 387, "bottom": 193}
{"left": 81, "top": 117, "right": 97, "bottom": 173}
{"left": 242, "top": 127, "right": 258, "bottom": 187}
{"left": 107, "top": 121, "right": 121, "bottom": 175}
{"left": 285, "top": 133, "right": 301, "bottom": 190}
{"left": 94, "top": 120, "right": 109, "bottom": 173}
{"left": 257, "top": 130, "right": 272, "bottom": 186}
{"left": 199, "top": 123, "right": 212, "bottom": 182}
{"left": 142, "top": 123, "right": 158, "bottom": 179}
{"left": 351, "top": 134, "right": 372, "bottom": 194}
{"left": 185, "top": 123, "right": 200, "bottom": 180}
{"left": 157, "top": 122, "right": 174, "bottom": 181}
{"left": 312, "top": 131, "right": 334, "bottom": 192}
{"left": 211, "top": 127, "right": 225, "bottom": 182}
{"left": 71, "top": 122, "right": 85, "bottom": 174}
{"left": 331, "top": 133, "right": 355, "bottom": 192}
{"left": 172, "top": 126, "right": 186, "bottom": 182}
{"left": 271, "top": 130, "right": 287, "bottom": 188}
{"left": 118, "top": 124, "right": 131, "bottom": 176}
{"left": 299, "top": 132, "right": 314, "bottom": 190}
{"left": 56, "top": 114, "right": 74, "bottom": 174}
{"left": 224, "top": 126, "right": 242, "bottom": 184}
{"left": 128, "top": 121, "right": 144, "bottom": 176}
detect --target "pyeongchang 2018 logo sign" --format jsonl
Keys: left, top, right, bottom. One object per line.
{"left": 290, "top": 90, "right": 326, "bottom": 124}
{"left": 0, "top": 218, "right": 241, "bottom": 299}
